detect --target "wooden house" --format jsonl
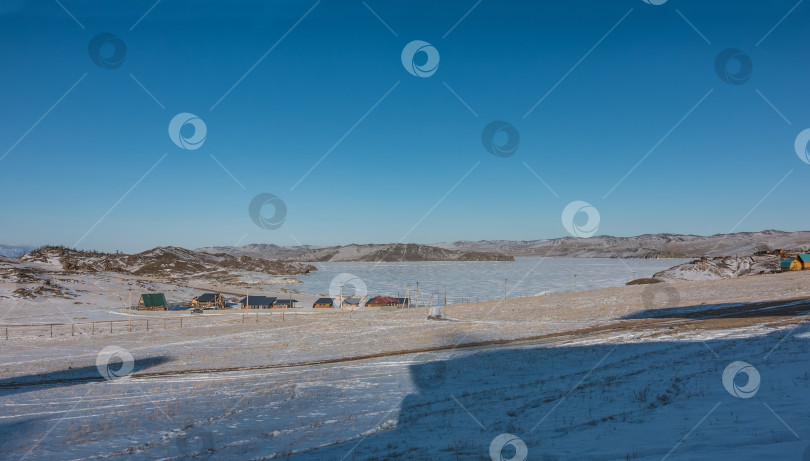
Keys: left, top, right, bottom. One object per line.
{"left": 192, "top": 293, "right": 224, "bottom": 309}
{"left": 797, "top": 254, "right": 810, "bottom": 269}
{"left": 781, "top": 258, "right": 802, "bottom": 272}
{"left": 313, "top": 297, "right": 334, "bottom": 308}
{"left": 240, "top": 296, "right": 276, "bottom": 309}
{"left": 138, "top": 293, "right": 167, "bottom": 310}
{"left": 274, "top": 299, "right": 299, "bottom": 308}
{"left": 366, "top": 296, "right": 399, "bottom": 307}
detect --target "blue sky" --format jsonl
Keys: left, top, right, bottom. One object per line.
{"left": 0, "top": 0, "right": 808, "bottom": 252}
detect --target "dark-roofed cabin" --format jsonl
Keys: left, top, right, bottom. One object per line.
{"left": 192, "top": 293, "right": 224, "bottom": 309}
{"left": 366, "top": 296, "right": 399, "bottom": 307}
{"left": 313, "top": 297, "right": 334, "bottom": 308}
{"left": 396, "top": 297, "right": 411, "bottom": 308}
{"left": 240, "top": 296, "right": 276, "bottom": 309}
{"left": 139, "top": 293, "right": 167, "bottom": 310}
{"left": 341, "top": 297, "right": 362, "bottom": 307}
{"left": 274, "top": 299, "right": 299, "bottom": 308}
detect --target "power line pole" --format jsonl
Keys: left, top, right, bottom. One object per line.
{"left": 504, "top": 279, "right": 507, "bottom": 300}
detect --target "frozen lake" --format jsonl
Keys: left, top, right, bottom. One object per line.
{"left": 295, "top": 257, "right": 688, "bottom": 304}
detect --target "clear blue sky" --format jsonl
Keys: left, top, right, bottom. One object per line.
{"left": 1, "top": 0, "right": 808, "bottom": 252}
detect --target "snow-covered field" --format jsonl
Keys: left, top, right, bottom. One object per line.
{"left": 2, "top": 262, "right": 810, "bottom": 460}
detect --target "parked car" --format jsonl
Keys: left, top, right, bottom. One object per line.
{"left": 190, "top": 308, "right": 203, "bottom": 314}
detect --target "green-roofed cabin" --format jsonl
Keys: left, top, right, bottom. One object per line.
{"left": 797, "top": 254, "right": 810, "bottom": 269}
{"left": 780, "top": 258, "right": 801, "bottom": 272}
{"left": 139, "top": 293, "right": 168, "bottom": 310}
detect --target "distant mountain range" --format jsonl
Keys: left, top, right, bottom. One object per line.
{"left": 433, "top": 230, "right": 810, "bottom": 258}
{"left": 199, "top": 230, "right": 810, "bottom": 261}
{"left": 196, "top": 243, "right": 514, "bottom": 262}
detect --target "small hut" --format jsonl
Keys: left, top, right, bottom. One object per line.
{"left": 797, "top": 254, "right": 810, "bottom": 269}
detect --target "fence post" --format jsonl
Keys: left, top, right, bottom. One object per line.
{"left": 255, "top": 312, "right": 258, "bottom": 323}
{"left": 71, "top": 324, "right": 74, "bottom": 336}
{"left": 164, "top": 319, "right": 166, "bottom": 329}
{"left": 5, "top": 327, "right": 7, "bottom": 340}
{"left": 50, "top": 324, "right": 53, "bottom": 338}
{"left": 146, "top": 320, "right": 149, "bottom": 331}
{"left": 110, "top": 321, "right": 113, "bottom": 333}
{"left": 92, "top": 322, "right": 94, "bottom": 335}
{"left": 180, "top": 317, "right": 183, "bottom": 328}
{"left": 242, "top": 314, "right": 245, "bottom": 323}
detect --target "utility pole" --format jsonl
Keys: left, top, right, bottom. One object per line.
{"left": 444, "top": 283, "right": 447, "bottom": 306}
{"left": 504, "top": 279, "right": 507, "bottom": 300}
{"left": 128, "top": 282, "right": 132, "bottom": 331}
{"left": 574, "top": 274, "right": 577, "bottom": 293}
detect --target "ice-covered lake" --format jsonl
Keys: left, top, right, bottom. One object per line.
{"left": 295, "top": 257, "right": 688, "bottom": 304}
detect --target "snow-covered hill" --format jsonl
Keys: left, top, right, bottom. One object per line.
{"left": 435, "top": 230, "right": 810, "bottom": 258}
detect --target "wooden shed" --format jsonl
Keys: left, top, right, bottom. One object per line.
{"left": 797, "top": 254, "right": 810, "bottom": 269}
{"left": 192, "top": 293, "right": 224, "bottom": 309}
{"left": 139, "top": 293, "right": 167, "bottom": 310}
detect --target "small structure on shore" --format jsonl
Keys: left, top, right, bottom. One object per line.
{"left": 797, "top": 254, "right": 810, "bottom": 269}
{"left": 240, "top": 296, "right": 276, "bottom": 309}
{"left": 274, "top": 299, "right": 299, "bottom": 308}
{"left": 192, "top": 293, "right": 224, "bottom": 309}
{"left": 138, "top": 293, "right": 167, "bottom": 310}
{"left": 313, "top": 297, "right": 334, "bottom": 308}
